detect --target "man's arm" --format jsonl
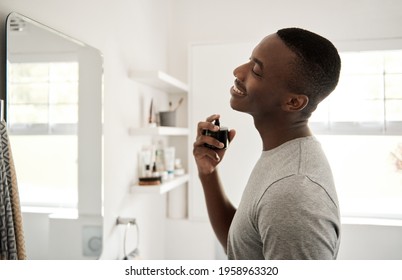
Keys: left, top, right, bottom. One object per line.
{"left": 193, "top": 114, "right": 236, "bottom": 251}
{"left": 199, "top": 170, "right": 236, "bottom": 251}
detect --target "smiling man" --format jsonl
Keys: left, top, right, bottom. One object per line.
{"left": 193, "top": 28, "right": 341, "bottom": 260}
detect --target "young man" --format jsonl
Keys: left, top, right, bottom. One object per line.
{"left": 193, "top": 27, "right": 341, "bottom": 260}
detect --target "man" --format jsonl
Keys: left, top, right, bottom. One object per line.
{"left": 193, "top": 27, "right": 341, "bottom": 260}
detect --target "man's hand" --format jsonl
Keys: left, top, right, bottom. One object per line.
{"left": 193, "top": 114, "right": 236, "bottom": 175}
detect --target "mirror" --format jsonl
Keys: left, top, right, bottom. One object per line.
{"left": 6, "top": 12, "right": 103, "bottom": 259}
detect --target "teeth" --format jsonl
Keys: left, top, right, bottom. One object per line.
{"left": 233, "top": 85, "right": 245, "bottom": 95}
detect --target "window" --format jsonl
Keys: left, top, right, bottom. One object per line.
{"left": 8, "top": 62, "right": 78, "bottom": 134}
{"left": 311, "top": 50, "right": 402, "bottom": 219}
{"left": 8, "top": 62, "right": 79, "bottom": 208}
{"left": 317, "top": 135, "right": 402, "bottom": 219}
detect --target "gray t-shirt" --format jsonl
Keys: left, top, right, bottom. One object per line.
{"left": 227, "top": 136, "right": 340, "bottom": 260}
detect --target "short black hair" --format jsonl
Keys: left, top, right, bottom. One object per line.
{"left": 276, "top": 27, "right": 341, "bottom": 117}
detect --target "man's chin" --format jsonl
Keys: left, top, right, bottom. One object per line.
{"left": 230, "top": 99, "right": 245, "bottom": 113}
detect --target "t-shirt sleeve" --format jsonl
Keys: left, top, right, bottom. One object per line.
{"left": 256, "top": 175, "right": 340, "bottom": 260}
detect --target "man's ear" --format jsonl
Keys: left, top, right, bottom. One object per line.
{"left": 282, "top": 94, "right": 309, "bottom": 112}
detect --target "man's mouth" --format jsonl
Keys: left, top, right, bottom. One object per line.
{"left": 232, "top": 80, "right": 246, "bottom": 96}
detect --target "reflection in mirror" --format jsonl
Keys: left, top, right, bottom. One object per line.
{"left": 6, "top": 12, "right": 103, "bottom": 259}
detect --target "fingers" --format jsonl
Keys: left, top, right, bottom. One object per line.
{"left": 205, "top": 113, "right": 220, "bottom": 122}
{"left": 193, "top": 145, "right": 221, "bottom": 162}
{"left": 194, "top": 132, "right": 225, "bottom": 150}
{"left": 195, "top": 114, "right": 236, "bottom": 150}
{"left": 193, "top": 114, "right": 232, "bottom": 174}
{"left": 197, "top": 114, "right": 220, "bottom": 136}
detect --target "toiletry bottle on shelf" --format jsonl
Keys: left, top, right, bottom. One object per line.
{"left": 139, "top": 146, "right": 152, "bottom": 177}
{"left": 164, "top": 147, "right": 175, "bottom": 179}
{"left": 174, "top": 158, "right": 185, "bottom": 176}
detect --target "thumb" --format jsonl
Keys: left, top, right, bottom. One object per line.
{"left": 228, "top": 129, "right": 236, "bottom": 143}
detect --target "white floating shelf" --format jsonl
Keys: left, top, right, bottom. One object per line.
{"left": 128, "top": 126, "right": 189, "bottom": 136}
{"left": 131, "top": 174, "right": 189, "bottom": 194}
{"left": 129, "top": 70, "right": 188, "bottom": 94}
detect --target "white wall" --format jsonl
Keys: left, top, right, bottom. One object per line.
{"left": 168, "top": 0, "right": 402, "bottom": 260}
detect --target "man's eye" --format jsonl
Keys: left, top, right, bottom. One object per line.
{"left": 252, "top": 67, "right": 262, "bottom": 77}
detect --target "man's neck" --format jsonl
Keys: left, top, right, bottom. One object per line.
{"left": 254, "top": 117, "right": 312, "bottom": 151}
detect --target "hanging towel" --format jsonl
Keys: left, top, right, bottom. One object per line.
{"left": 0, "top": 119, "right": 26, "bottom": 260}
